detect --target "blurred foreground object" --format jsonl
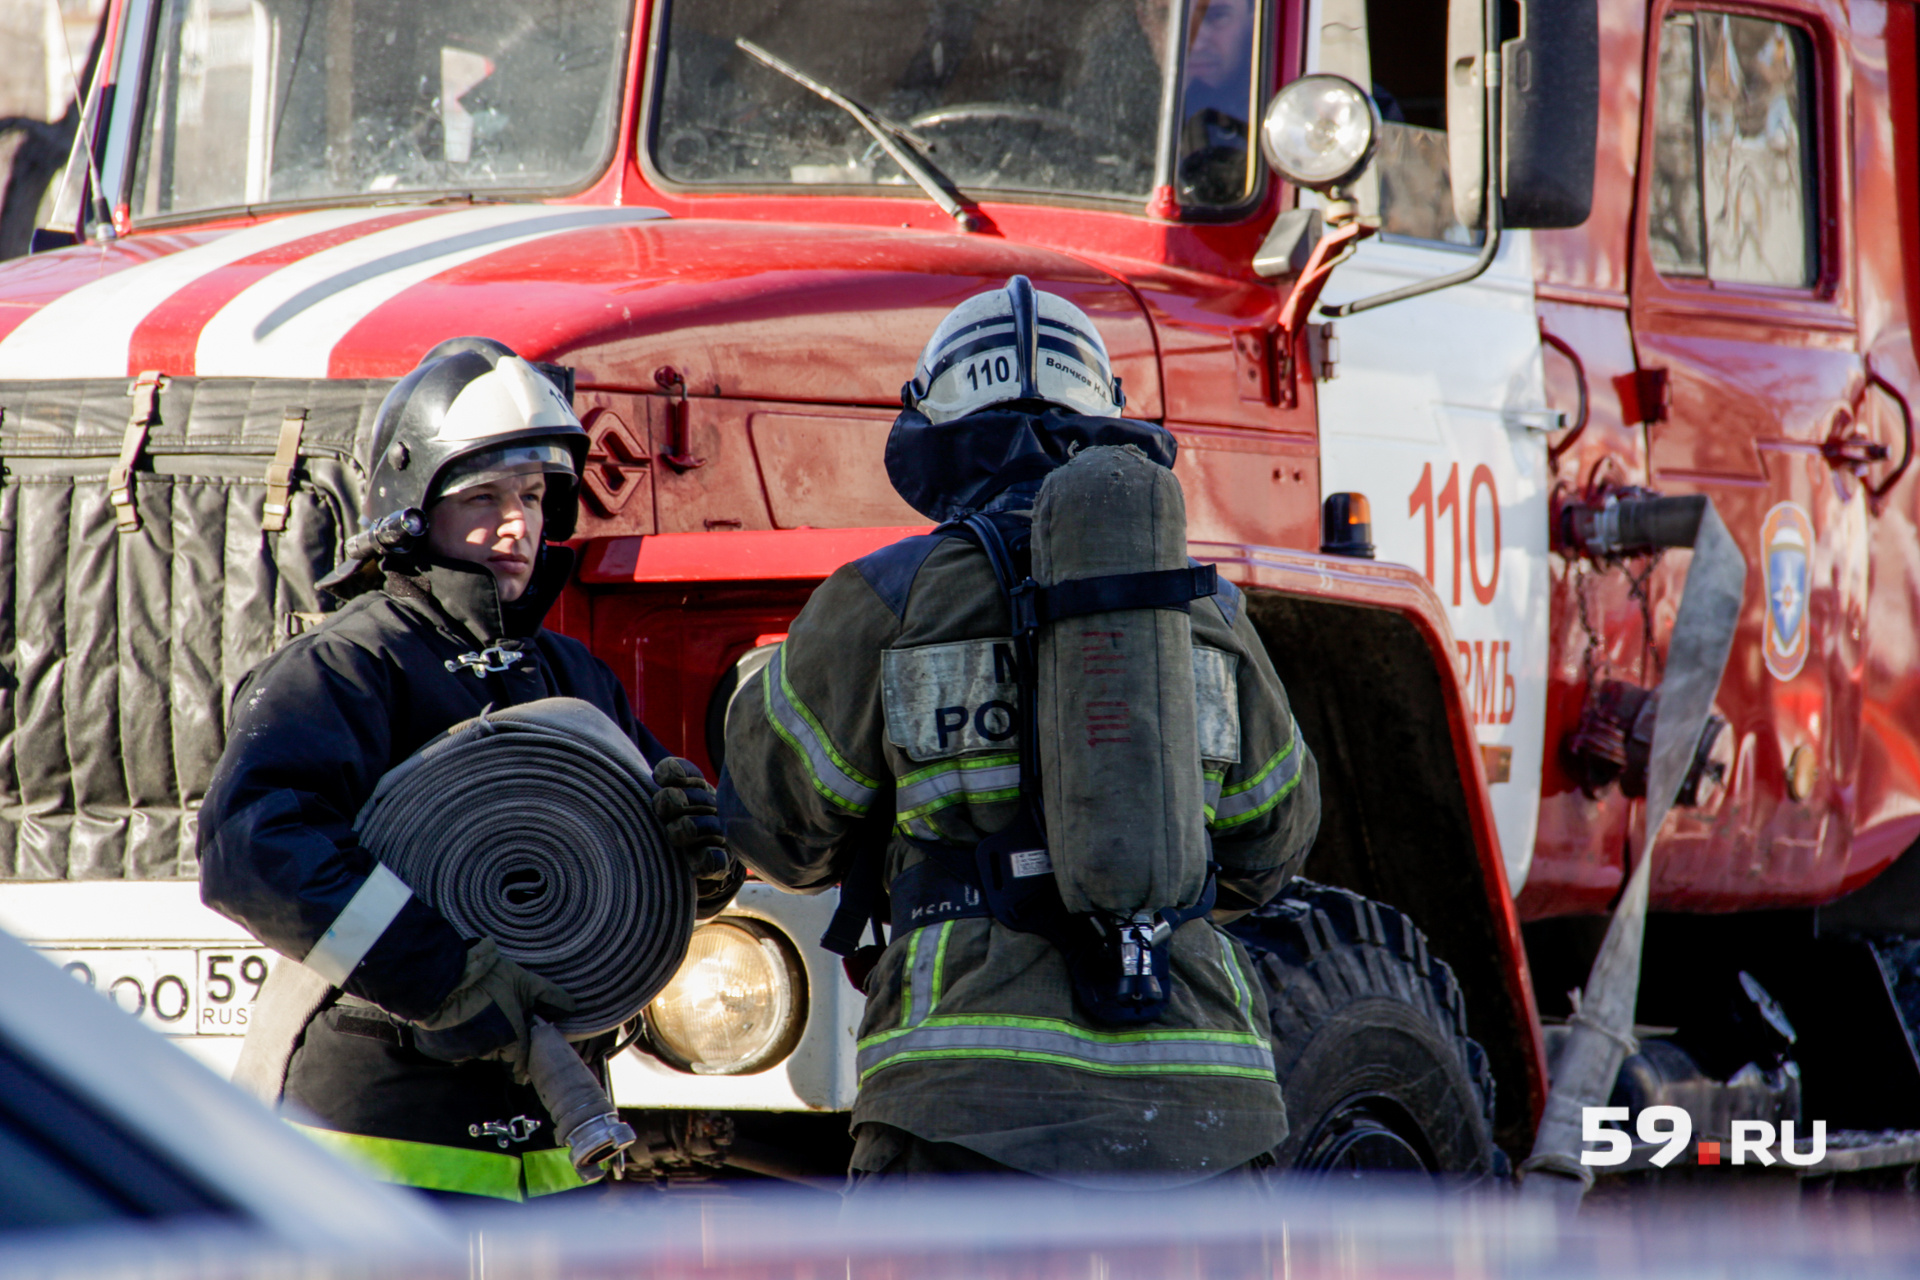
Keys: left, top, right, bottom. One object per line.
{"left": 0, "top": 923, "right": 455, "bottom": 1247}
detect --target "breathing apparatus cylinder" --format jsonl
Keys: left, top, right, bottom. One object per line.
{"left": 1032, "top": 445, "right": 1210, "bottom": 919}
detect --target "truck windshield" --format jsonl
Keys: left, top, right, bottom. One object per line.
{"left": 128, "top": 0, "right": 632, "bottom": 220}
{"left": 650, "top": 0, "right": 1264, "bottom": 208}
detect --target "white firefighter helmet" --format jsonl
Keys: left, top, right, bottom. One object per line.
{"left": 902, "top": 276, "right": 1126, "bottom": 424}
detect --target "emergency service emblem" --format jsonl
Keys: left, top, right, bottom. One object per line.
{"left": 1761, "top": 502, "right": 1812, "bottom": 681}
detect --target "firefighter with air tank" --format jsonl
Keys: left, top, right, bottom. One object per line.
{"left": 721, "top": 278, "right": 1320, "bottom": 1184}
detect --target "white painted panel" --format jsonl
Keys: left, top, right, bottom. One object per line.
{"left": 1313, "top": 233, "right": 1551, "bottom": 893}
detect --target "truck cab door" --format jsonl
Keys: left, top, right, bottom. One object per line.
{"left": 1627, "top": 3, "right": 1864, "bottom": 896}
{"left": 1309, "top": 0, "right": 1555, "bottom": 893}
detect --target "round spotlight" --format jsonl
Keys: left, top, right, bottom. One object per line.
{"left": 1259, "top": 74, "right": 1381, "bottom": 192}
{"left": 641, "top": 919, "right": 807, "bottom": 1075}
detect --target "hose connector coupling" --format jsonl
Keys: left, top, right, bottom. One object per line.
{"left": 527, "top": 1018, "right": 637, "bottom": 1179}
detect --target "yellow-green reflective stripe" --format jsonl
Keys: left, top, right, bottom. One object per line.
{"left": 522, "top": 1147, "right": 590, "bottom": 1198}
{"left": 856, "top": 1016, "right": 1275, "bottom": 1081}
{"left": 860, "top": 1013, "right": 1268, "bottom": 1047}
{"left": 860, "top": 1047, "right": 1277, "bottom": 1083}
{"left": 1217, "top": 930, "right": 1256, "bottom": 1030}
{"left": 763, "top": 647, "right": 879, "bottom": 814}
{"left": 1213, "top": 729, "right": 1303, "bottom": 829}
{"left": 930, "top": 920, "right": 954, "bottom": 1009}
{"left": 901, "top": 926, "right": 926, "bottom": 1028}
{"left": 291, "top": 1123, "right": 523, "bottom": 1202}
{"left": 898, "top": 814, "right": 944, "bottom": 841}
{"left": 895, "top": 754, "right": 1022, "bottom": 822}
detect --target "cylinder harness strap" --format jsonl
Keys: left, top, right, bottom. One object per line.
{"left": 822, "top": 512, "right": 1221, "bottom": 1026}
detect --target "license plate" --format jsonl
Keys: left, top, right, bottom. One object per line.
{"left": 36, "top": 945, "right": 277, "bottom": 1037}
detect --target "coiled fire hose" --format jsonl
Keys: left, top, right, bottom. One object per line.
{"left": 355, "top": 698, "right": 693, "bottom": 1176}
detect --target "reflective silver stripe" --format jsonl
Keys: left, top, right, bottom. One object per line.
{"left": 1217, "top": 929, "right": 1255, "bottom": 1029}
{"left": 303, "top": 863, "right": 413, "bottom": 986}
{"left": 764, "top": 647, "right": 880, "bottom": 815}
{"left": 857, "top": 1020, "right": 1276, "bottom": 1080}
{"left": 896, "top": 759, "right": 1021, "bottom": 819}
{"left": 901, "top": 815, "right": 944, "bottom": 842}
{"left": 1203, "top": 771, "right": 1224, "bottom": 816}
{"left": 1212, "top": 726, "right": 1305, "bottom": 829}
{"left": 904, "top": 923, "right": 946, "bottom": 1028}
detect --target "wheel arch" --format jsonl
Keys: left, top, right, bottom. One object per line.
{"left": 1200, "top": 545, "right": 1548, "bottom": 1159}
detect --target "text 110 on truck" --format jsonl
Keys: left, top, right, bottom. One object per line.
{"left": 1, "top": 0, "right": 1917, "bottom": 1186}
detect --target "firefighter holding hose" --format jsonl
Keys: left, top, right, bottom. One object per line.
{"left": 199, "top": 338, "right": 740, "bottom": 1203}
{"left": 721, "top": 279, "right": 1320, "bottom": 1185}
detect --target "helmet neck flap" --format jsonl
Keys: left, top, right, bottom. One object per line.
{"left": 885, "top": 405, "right": 1177, "bottom": 524}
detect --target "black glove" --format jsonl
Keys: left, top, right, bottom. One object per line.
{"left": 652, "top": 757, "right": 730, "bottom": 880}
{"left": 409, "top": 938, "right": 577, "bottom": 1081}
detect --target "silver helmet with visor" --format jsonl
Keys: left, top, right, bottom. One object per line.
{"left": 902, "top": 276, "right": 1126, "bottom": 424}
{"left": 364, "top": 337, "right": 590, "bottom": 541}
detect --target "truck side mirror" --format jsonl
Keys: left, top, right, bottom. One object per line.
{"left": 1448, "top": 0, "right": 1597, "bottom": 230}
{"left": 1501, "top": 0, "right": 1598, "bottom": 227}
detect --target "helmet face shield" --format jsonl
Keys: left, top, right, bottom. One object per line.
{"left": 905, "top": 276, "right": 1125, "bottom": 424}
{"left": 431, "top": 442, "right": 579, "bottom": 502}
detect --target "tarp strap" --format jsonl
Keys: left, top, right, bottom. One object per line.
{"left": 261, "top": 408, "right": 307, "bottom": 533}
{"left": 111, "top": 371, "right": 165, "bottom": 534}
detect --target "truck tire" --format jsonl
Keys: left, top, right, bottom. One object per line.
{"left": 1230, "top": 881, "right": 1504, "bottom": 1179}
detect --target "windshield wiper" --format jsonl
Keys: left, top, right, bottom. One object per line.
{"left": 734, "top": 38, "right": 978, "bottom": 232}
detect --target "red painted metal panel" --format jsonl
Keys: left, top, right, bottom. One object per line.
{"left": 1626, "top": 0, "right": 1868, "bottom": 910}
{"left": 590, "top": 583, "right": 819, "bottom": 781}
{"left": 1836, "top": 0, "right": 1920, "bottom": 894}
{"left": 579, "top": 526, "right": 932, "bottom": 586}
{"left": 323, "top": 221, "right": 1163, "bottom": 410}
{"left": 1521, "top": 300, "right": 1649, "bottom": 919}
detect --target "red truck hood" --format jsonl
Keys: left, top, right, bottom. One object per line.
{"left": 0, "top": 203, "right": 1160, "bottom": 413}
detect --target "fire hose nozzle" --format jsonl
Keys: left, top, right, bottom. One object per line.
{"left": 527, "top": 1018, "right": 636, "bottom": 1177}
{"left": 1560, "top": 491, "right": 1708, "bottom": 559}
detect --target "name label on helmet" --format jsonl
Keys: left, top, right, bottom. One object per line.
{"left": 881, "top": 640, "right": 1241, "bottom": 764}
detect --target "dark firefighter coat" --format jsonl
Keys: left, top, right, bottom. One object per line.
{"left": 199, "top": 547, "right": 670, "bottom": 1201}
{"left": 721, "top": 408, "right": 1321, "bottom": 1184}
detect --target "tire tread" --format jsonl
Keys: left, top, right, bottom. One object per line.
{"left": 1231, "top": 879, "right": 1501, "bottom": 1175}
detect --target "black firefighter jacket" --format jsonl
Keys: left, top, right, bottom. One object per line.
{"left": 197, "top": 548, "right": 665, "bottom": 1174}
{"left": 201, "top": 548, "right": 664, "bottom": 1017}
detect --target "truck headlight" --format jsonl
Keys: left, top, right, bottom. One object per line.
{"left": 641, "top": 919, "right": 807, "bottom": 1075}
{"left": 1260, "top": 74, "right": 1381, "bottom": 192}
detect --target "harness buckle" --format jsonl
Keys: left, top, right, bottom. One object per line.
{"left": 1008, "top": 579, "right": 1041, "bottom": 635}
{"left": 1116, "top": 912, "right": 1165, "bottom": 1003}
{"left": 444, "top": 644, "right": 527, "bottom": 677}
{"left": 469, "top": 1114, "right": 544, "bottom": 1149}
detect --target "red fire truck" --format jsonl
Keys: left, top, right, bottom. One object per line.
{"left": 0, "top": 0, "right": 1915, "bottom": 1184}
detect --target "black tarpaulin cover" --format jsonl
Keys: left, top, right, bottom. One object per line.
{"left": 0, "top": 377, "right": 391, "bottom": 880}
